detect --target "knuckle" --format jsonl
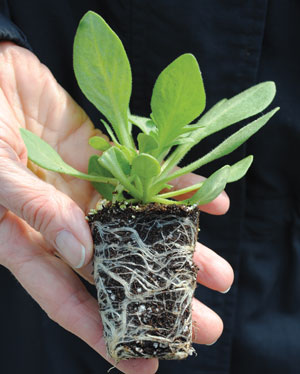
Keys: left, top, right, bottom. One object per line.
{"left": 20, "top": 189, "right": 57, "bottom": 233}
{"left": 47, "top": 288, "right": 90, "bottom": 328}
{"left": 0, "top": 139, "right": 19, "bottom": 161}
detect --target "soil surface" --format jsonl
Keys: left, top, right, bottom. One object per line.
{"left": 87, "top": 202, "right": 200, "bottom": 360}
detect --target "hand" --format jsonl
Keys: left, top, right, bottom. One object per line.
{"left": 0, "top": 42, "right": 233, "bottom": 374}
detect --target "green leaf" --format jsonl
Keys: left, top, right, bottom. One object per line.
{"left": 137, "top": 133, "right": 158, "bottom": 154}
{"left": 88, "top": 155, "right": 115, "bottom": 200}
{"left": 20, "top": 128, "right": 116, "bottom": 183}
{"left": 184, "top": 165, "right": 230, "bottom": 205}
{"left": 150, "top": 53, "right": 206, "bottom": 148}
{"left": 162, "top": 107, "right": 279, "bottom": 184}
{"left": 129, "top": 114, "right": 157, "bottom": 136}
{"left": 99, "top": 147, "right": 131, "bottom": 175}
{"left": 89, "top": 136, "right": 111, "bottom": 151}
{"left": 132, "top": 153, "right": 161, "bottom": 179}
{"left": 98, "top": 147, "right": 141, "bottom": 199}
{"left": 197, "top": 81, "right": 276, "bottom": 138}
{"left": 73, "top": 11, "right": 133, "bottom": 147}
{"left": 20, "top": 128, "right": 73, "bottom": 173}
{"left": 228, "top": 155, "right": 253, "bottom": 183}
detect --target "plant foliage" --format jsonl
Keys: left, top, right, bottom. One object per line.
{"left": 20, "top": 11, "right": 279, "bottom": 205}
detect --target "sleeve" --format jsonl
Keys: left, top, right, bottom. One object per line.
{"left": 0, "top": 1, "right": 32, "bottom": 50}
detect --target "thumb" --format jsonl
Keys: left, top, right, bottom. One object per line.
{"left": 0, "top": 158, "right": 93, "bottom": 268}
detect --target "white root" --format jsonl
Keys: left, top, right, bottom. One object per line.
{"left": 91, "top": 207, "right": 199, "bottom": 361}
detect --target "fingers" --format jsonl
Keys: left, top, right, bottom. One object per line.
{"left": 4, "top": 216, "right": 158, "bottom": 374}
{"left": 192, "top": 298, "right": 223, "bottom": 345}
{"left": 170, "top": 172, "right": 230, "bottom": 215}
{"left": 194, "top": 242, "right": 234, "bottom": 293}
{"left": 191, "top": 242, "right": 234, "bottom": 345}
{"left": 0, "top": 157, "right": 93, "bottom": 268}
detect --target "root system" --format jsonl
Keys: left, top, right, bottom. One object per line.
{"left": 87, "top": 202, "right": 200, "bottom": 361}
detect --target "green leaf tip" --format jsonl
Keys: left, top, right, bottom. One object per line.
{"left": 89, "top": 136, "right": 111, "bottom": 151}
{"left": 197, "top": 81, "right": 277, "bottom": 140}
{"left": 228, "top": 155, "right": 254, "bottom": 183}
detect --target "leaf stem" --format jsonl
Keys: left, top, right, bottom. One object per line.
{"left": 157, "top": 182, "right": 204, "bottom": 199}
{"left": 74, "top": 172, "right": 118, "bottom": 184}
{"left": 160, "top": 142, "right": 196, "bottom": 178}
{"left": 113, "top": 172, "right": 142, "bottom": 200}
{"left": 151, "top": 197, "right": 182, "bottom": 205}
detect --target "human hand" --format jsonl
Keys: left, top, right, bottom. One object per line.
{"left": 0, "top": 42, "right": 233, "bottom": 374}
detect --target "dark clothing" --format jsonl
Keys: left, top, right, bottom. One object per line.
{"left": 0, "top": 1, "right": 299, "bottom": 373}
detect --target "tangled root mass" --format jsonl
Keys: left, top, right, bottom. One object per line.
{"left": 88, "top": 203, "right": 200, "bottom": 361}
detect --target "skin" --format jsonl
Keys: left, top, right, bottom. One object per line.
{"left": 0, "top": 42, "right": 234, "bottom": 374}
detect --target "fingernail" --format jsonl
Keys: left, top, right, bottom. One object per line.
{"left": 220, "top": 286, "right": 231, "bottom": 294}
{"left": 55, "top": 230, "right": 86, "bottom": 268}
{"left": 206, "top": 339, "right": 218, "bottom": 346}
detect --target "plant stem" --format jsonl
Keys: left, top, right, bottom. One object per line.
{"left": 160, "top": 133, "right": 203, "bottom": 178}
{"left": 141, "top": 178, "right": 152, "bottom": 203}
{"left": 115, "top": 173, "right": 142, "bottom": 200}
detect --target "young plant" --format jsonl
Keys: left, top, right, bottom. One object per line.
{"left": 20, "top": 11, "right": 278, "bottom": 362}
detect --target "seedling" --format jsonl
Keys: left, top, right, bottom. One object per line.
{"left": 20, "top": 11, "right": 278, "bottom": 362}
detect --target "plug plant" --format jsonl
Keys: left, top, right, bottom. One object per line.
{"left": 20, "top": 11, "right": 278, "bottom": 362}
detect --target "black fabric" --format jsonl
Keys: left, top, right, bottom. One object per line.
{"left": 0, "top": 1, "right": 299, "bottom": 373}
{"left": 0, "top": 0, "right": 31, "bottom": 49}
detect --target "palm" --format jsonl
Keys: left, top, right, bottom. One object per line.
{"left": 16, "top": 66, "right": 102, "bottom": 211}
{"left": 1, "top": 44, "right": 103, "bottom": 272}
